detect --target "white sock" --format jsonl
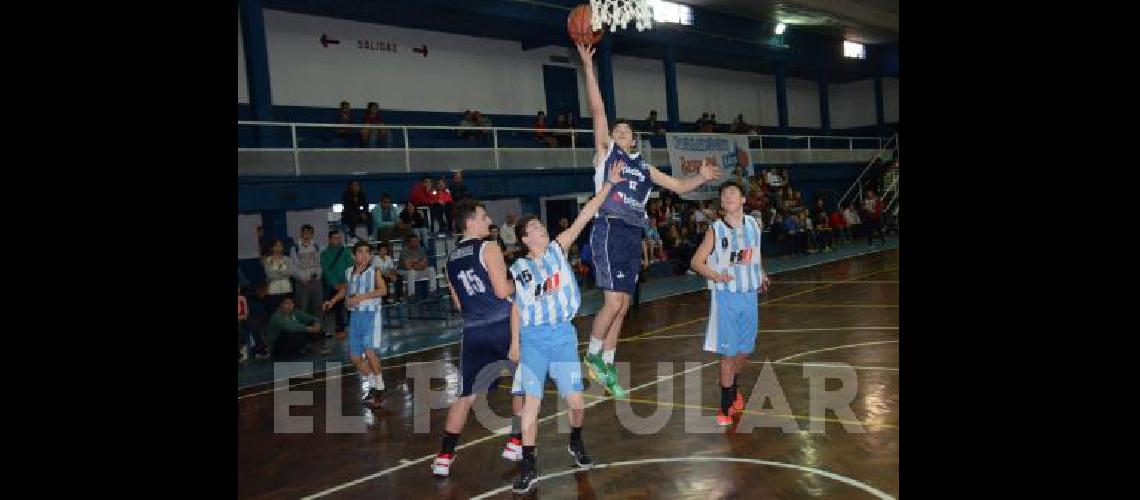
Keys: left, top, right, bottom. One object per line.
{"left": 361, "top": 374, "right": 372, "bottom": 392}
{"left": 374, "top": 373, "right": 385, "bottom": 390}
{"left": 588, "top": 338, "right": 604, "bottom": 356}
{"left": 603, "top": 350, "right": 615, "bottom": 365}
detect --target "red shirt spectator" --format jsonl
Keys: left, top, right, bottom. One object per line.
{"left": 409, "top": 177, "right": 435, "bottom": 206}
{"left": 435, "top": 180, "right": 453, "bottom": 204}
{"left": 829, "top": 211, "right": 846, "bottom": 229}
{"left": 363, "top": 105, "right": 383, "bottom": 125}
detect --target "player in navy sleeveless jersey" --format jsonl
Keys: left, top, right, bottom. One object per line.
{"left": 431, "top": 199, "right": 525, "bottom": 477}
{"left": 576, "top": 43, "right": 723, "bottom": 397}
{"left": 323, "top": 240, "right": 387, "bottom": 408}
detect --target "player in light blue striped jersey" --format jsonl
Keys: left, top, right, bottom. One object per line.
{"left": 323, "top": 240, "right": 387, "bottom": 408}
{"left": 690, "top": 181, "right": 770, "bottom": 426}
{"left": 505, "top": 160, "right": 624, "bottom": 494}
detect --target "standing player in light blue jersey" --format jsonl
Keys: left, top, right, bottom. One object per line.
{"left": 576, "top": 43, "right": 723, "bottom": 398}
{"left": 323, "top": 240, "right": 388, "bottom": 409}
{"left": 690, "top": 181, "right": 771, "bottom": 426}
{"left": 506, "top": 160, "right": 624, "bottom": 494}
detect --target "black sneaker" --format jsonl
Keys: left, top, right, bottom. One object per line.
{"left": 369, "top": 388, "right": 385, "bottom": 403}
{"left": 568, "top": 442, "right": 593, "bottom": 469}
{"left": 512, "top": 459, "right": 538, "bottom": 494}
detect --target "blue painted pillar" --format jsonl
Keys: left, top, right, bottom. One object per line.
{"left": 775, "top": 62, "right": 789, "bottom": 133}
{"left": 663, "top": 44, "right": 679, "bottom": 132}
{"left": 819, "top": 67, "right": 831, "bottom": 134}
{"left": 240, "top": 0, "right": 273, "bottom": 146}
{"left": 598, "top": 37, "right": 617, "bottom": 121}
{"left": 874, "top": 74, "right": 885, "bottom": 136}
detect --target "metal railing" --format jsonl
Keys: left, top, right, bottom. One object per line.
{"left": 837, "top": 133, "right": 898, "bottom": 210}
{"left": 237, "top": 121, "right": 887, "bottom": 176}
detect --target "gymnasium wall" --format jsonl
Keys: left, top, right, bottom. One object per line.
{"left": 245, "top": 9, "right": 896, "bottom": 128}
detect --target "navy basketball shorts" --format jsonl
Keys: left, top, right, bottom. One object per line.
{"left": 458, "top": 317, "right": 515, "bottom": 397}
{"left": 590, "top": 216, "right": 642, "bottom": 295}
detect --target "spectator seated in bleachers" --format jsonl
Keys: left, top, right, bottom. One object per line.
{"left": 814, "top": 209, "right": 834, "bottom": 252}
{"left": 400, "top": 202, "right": 431, "bottom": 247}
{"left": 644, "top": 216, "right": 665, "bottom": 262}
{"left": 371, "top": 193, "right": 405, "bottom": 243}
{"left": 534, "top": 111, "right": 558, "bottom": 147}
{"left": 361, "top": 101, "right": 390, "bottom": 148}
{"left": 268, "top": 296, "right": 324, "bottom": 359}
{"left": 372, "top": 242, "right": 402, "bottom": 304}
{"left": 645, "top": 110, "right": 666, "bottom": 136}
{"left": 458, "top": 110, "right": 478, "bottom": 140}
{"left": 397, "top": 234, "right": 437, "bottom": 299}
{"left": 729, "top": 114, "right": 753, "bottom": 135}
{"left": 334, "top": 100, "right": 358, "bottom": 147}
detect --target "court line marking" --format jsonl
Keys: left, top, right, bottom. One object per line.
{"left": 468, "top": 456, "right": 895, "bottom": 500}
{"left": 239, "top": 255, "right": 897, "bottom": 392}
{"left": 633, "top": 244, "right": 898, "bottom": 305}
{"left": 763, "top": 304, "right": 899, "bottom": 308}
{"left": 499, "top": 385, "right": 900, "bottom": 430}
{"left": 775, "top": 280, "right": 898, "bottom": 283}
{"left": 765, "top": 361, "right": 899, "bottom": 371}
{"left": 776, "top": 340, "right": 900, "bottom": 363}
{"left": 299, "top": 360, "right": 719, "bottom": 499}
{"left": 299, "top": 337, "right": 900, "bottom": 498}
{"left": 622, "top": 266, "right": 898, "bottom": 343}
{"left": 238, "top": 327, "right": 899, "bottom": 400}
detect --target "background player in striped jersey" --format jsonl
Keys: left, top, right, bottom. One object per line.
{"left": 323, "top": 240, "right": 387, "bottom": 408}
{"left": 431, "top": 199, "right": 525, "bottom": 477}
{"left": 690, "top": 181, "right": 771, "bottom": 426}
{"left": 506, "top": 160, "right": 624, "bottom": 494}
{"left": 576, "top": 43, "right": 723, "bottom": 398}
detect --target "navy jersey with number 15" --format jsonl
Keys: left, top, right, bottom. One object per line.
{"left": 446, "top": 238, "right": 511, "bottom": 328}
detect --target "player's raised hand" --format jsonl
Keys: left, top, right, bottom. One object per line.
{"left": 576, "top": 43, "right": 596, "bottom": 65}
{"left": 700, "top": 157, "right": 724, "bottom": 183}
{"left": 608, "top": 159, "right": 627, "bottom": 185}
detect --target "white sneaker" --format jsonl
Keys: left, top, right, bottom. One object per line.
{"left": 239, "top": 345, "right": 249, "bottom": 363}
{"left": 432, "top": 453, "right": 455, "bottom": 476}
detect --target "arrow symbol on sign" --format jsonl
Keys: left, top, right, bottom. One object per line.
{"left": 412, "top": 44, "right": 428, "bottom": 57}
{"left": 320, "top": 33, "right": 340, "bottom": 48}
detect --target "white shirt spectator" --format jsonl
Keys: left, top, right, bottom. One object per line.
{"left": 844, "top": 208, "right": 861, "bottom": 225}
{"left": 372, "top": 254, "right": 397, "bottom": 275}
{"left": 766, "top": 170, "right": 785, "bottom": 187}
{"left": 500, "top": 224, "right": 517, "bottom": 247}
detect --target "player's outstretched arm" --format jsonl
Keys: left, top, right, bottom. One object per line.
{"left": 576, "top": 43, "right": 610, "bottom": 157}
{"left": 648, "top": 157, "right": 724, "bottom": 194}
{"left": 555, "top": 161, "right": 624, "bottom": 251}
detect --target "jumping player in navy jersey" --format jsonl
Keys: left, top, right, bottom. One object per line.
{"left": 576, "top": 42, "right": 723, "bottom": 397}
{"left": 431, "top": 199, "right": 525, "bottom": 477}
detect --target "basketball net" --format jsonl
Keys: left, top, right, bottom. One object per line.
{"left": 590, "top": 0, "right": 653, "bottom": 32}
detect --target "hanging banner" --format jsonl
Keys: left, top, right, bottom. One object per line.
{"left": 665, "top": 133, "right": 753, "bottom": 200}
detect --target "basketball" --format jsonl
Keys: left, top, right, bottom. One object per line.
{"left": 567, "top": 5, "right": 603, "bottom": 46}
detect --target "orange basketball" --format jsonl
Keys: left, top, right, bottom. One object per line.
{"left": 567, "top": 5, "right": 603, "bottom": 46}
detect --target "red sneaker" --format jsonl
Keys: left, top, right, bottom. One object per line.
{"left": 502, "top": 437, "right": 522, "bottom": 461}
{"left": 733, "top": 392, "right": 745, "bottom": 415}
{"left": 716, "top": 410, "right": 733, "bottom": 427}
{"left": 432, "top": 452, "right": 455, "bottom": 476}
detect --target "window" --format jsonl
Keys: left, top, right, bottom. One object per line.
{"left": 649, "top": 0, "right": 692, "bottom": 25}
{"left": 843, "top": 40, "right": 865, "bottom": 59}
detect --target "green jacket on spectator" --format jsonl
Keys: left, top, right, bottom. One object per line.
{"left": 320, "top": 243, "right": 354, "bottom": 289}
{"left": 267, "top": 309, "right": 320, "bottom": 345}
